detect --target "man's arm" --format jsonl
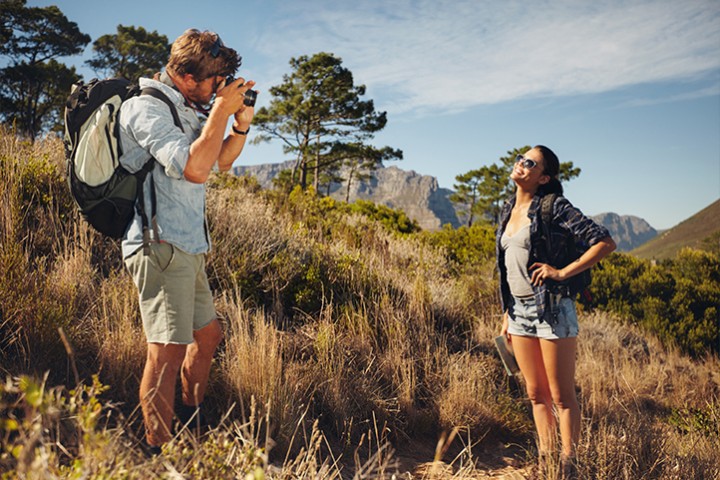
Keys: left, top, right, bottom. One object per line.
{"left": 217, "top": 101, "right": 254, "bottom": 172}
{"left": 184, "top": 78, "right": 256, "bottom": 183}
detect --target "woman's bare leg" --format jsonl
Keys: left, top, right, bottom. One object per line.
{"left": 539, "top": 337, "right": 580, "bottom": 457}
{"left": 512, "top": 335, "right": 557, "bottom": 454}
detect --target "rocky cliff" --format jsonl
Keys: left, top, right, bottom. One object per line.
{"left": 233, "top": 162, "right": 460, "bottom": 230}
{"left": 590, "top": 212, "right": 657, "bottom": 252}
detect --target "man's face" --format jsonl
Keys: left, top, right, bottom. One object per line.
{"left": 187, "top": 74, "right": 225, "bottom": 105}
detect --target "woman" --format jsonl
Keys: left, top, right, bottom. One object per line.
{"left": 496, "top": 145, "right": 616, "bottom": 478}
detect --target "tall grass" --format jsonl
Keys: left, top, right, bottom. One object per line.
{"left": 1, "top": 126, "right": 718, "bottom": 478}
{"left": 575, "top": 313, "right": 720, "bottom": 479}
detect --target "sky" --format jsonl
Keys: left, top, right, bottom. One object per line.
{"left": 30, "top": 0, "right": 720, "bottom": 230}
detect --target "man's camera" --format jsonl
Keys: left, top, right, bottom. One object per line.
{"left": 225, "top": 76, "right": 257, "bottom": 107}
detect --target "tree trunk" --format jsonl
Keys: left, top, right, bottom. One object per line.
{"left": 300, "top": 157, "right": 308, "bottom": 190}
{"left": 313, "top": 134, "right": 320, "bottom": 192}
{"left": 292, "top": 155, "right": 301, "bottom": 184}
{"left": 313, "top": 160, "right": 319, "bottom": 192}
{"left": 345, "top": 165, "right": 356, "bottom": 203}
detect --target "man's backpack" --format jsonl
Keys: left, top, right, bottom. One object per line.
{"left": 539, "top": 193, "right": 594, "bottom": 305}
{"left": 64, "top": 77, "right": 183, "bottom": 243}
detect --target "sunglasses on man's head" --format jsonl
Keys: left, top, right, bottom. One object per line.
{"left": 208, "top": 32, "right": 242, "bottom": 70}
{"left": 515, "top": 154, "right": 539, "bottom": 170}
{"left": 209, "top": 33, "right": 225, "bottom": 58}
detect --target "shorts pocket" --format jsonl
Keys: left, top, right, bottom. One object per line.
{"left": 547, "top": 303, "right": 561, "bottom": 325}
{"left": 555, "top": 298, "right": 579, "bottom": 337}
{"left": 150, "top": 242, "right": 175, "bottom": 273}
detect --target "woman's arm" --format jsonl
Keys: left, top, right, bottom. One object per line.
{"left": 530, "top": 235, "right": 615, "bottom": 285}
{"left": 530, "top": 195, "right": 616, "bottom": 286}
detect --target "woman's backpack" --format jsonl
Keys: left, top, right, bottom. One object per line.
{"left": 63, "top": 78, "right": 183, "bottom": 243}
{"left": 539, "top": 193, "right": 594, "bottom": 304}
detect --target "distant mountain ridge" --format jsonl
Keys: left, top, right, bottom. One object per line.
{"left": 590, "top": 212, "right": 657, "bottom": 252}
{"left": 233, "top": 162, "right": 659, "bottom": 245}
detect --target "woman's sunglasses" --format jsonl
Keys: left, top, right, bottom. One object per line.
{"left": 515, "top": 154, "right": 539, "bottom": 170}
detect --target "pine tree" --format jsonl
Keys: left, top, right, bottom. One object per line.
{"left": 252, "top": 52, "right": 402, "bottom": 192}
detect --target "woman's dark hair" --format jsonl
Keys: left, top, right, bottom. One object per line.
{"left": 535, "top": 145, "right": 564, "bottom": 196}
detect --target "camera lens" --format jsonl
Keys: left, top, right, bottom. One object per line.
{"left": 243, "top": 89, "right": 257, "bottom": 107}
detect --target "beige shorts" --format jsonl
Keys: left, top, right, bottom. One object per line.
{"left": 125, "top": 242, "right": 217, "bottom": 344}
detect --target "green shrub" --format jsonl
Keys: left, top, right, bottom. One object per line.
{"left": 347, "top": 200, "right": 420, "bottom": 234}
{"left": 668, "top": 402, "right": 720, "bottom": 438}
{"left": 268, "top": 186, "right": 420, "bottom": 237}
{"left": 591, "top": 250, "right": 720, "bottom": 357}
{"left": 420, "top": 223, "right": 495, "bottom": 271}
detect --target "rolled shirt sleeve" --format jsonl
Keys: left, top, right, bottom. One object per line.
{"left": 553, "top": 196, "right": 611, "bottom": 247}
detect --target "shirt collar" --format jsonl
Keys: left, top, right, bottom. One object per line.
{"left": 138, "top": 76, "right": 186, "bottom": 109}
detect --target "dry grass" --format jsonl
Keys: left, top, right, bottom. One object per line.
{"left": 574, "top": 313, "right": 720, "bottom": 479}
{"left": 1, "top": 127, "right": 718, "bottom": 478}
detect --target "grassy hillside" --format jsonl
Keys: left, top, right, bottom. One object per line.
{"left": 631, "top": 199, "right": 720, "bottom": 260}
{"left": 1, "top": 128, "right": 718, "bottom": 479}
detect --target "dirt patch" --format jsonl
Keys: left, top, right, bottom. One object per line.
{"left": 391, "top": 435, "right": 533, "bottom": 479}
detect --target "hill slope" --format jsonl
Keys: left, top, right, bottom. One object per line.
{"left": 631, "top": 199, "right": 720, "bottom": 260}
{"left": 1, "top": 130, "right": 718, "bottom": 478}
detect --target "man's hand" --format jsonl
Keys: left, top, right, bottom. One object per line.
{"left": 233, "top": 99, "right": 255, "bottom": 132}
{"left": 214, "top": 76, "right": 256, "bottom": 119}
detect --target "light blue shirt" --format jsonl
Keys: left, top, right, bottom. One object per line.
{"left": 118, "top": 77, "right": 211, "bottom": 258}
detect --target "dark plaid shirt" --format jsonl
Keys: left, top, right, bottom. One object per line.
{"left": 496, "top": 194, "right": 611, "bottom": 320}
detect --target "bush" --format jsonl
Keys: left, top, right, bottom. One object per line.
{"left": 347, "top": 200, "right": 420, "bottom": 234}
{"left": 591, "top": 249, "right": 720, "bottom": 357}
{"left": 419, "top": 223, "right": 495, "bottom": 272}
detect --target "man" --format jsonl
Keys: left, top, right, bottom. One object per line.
{"left": 118, "top": 29, "right": 256, "bottom": 453}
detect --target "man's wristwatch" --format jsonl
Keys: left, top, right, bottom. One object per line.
{"left": 232, "top": 124, "right": 250, "bottom": 135}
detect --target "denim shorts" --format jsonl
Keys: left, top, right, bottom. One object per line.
{"left": 125, "top": 242, "right": 217, "bottom": 344}
{"left": 507, "top": 295, "right": 579, "bottom": 339}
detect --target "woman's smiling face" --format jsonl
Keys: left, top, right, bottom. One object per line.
{"left": 510, "top": 148, "right": 549, "bottom": 188}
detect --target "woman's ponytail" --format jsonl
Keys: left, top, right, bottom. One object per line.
{"left": 538, "top": 177, "right": 563, "bottom": 196}
{"left": 535, "top": 145, "right": 564, "bottom": 196}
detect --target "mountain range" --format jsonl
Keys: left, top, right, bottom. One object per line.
{"left": 233, "top": 161, "right": 661, "bottom": 251}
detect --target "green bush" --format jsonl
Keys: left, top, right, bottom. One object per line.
{"left": 271, "top": 186, "right": 420, "bottom": 237}
{"left": 420, "top": 223, "right": 495, "bottom": 271}
{"left": 591, "top": 249, "right": 720, "bottom": 357}
{"left": 347, "top": 199, "right": 420, "bottom": 234}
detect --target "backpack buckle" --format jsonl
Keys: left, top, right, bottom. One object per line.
{"left": 142, "top": 228, "right": 151, "bottom": 256}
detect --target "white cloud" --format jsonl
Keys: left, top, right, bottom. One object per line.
{"left": 254, "top": 0, "right": 720, "bottom": 115}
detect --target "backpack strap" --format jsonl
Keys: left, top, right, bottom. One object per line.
{"left": 140, "top": 87, "right": 185, "bottom": 133}
{"left": 136, "top": 87, "right": 185, "bottom": 254}
{"left": 540, "top": 193, "right": 557, "bottom": 263}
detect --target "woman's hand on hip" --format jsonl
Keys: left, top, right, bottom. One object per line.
{"left": 529, "top": 262, "right": 564, "bottom": 286}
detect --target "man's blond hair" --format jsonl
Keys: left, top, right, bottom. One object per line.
{"left": 166, "top": 29, "right": 241, "bottom": 81}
